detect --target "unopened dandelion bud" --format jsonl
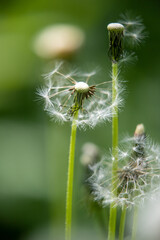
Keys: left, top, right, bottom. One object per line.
{"left": 134, "top": 123, "right": 146, "bottom": 145}
{"left": 134, "top": 123, "right": 145, "bottom": 137}
{"left": 133, "top": 124, "right": 146, "bottom": 160}
{"left": 107, "top": 23, "right": 124, "bottom": 62}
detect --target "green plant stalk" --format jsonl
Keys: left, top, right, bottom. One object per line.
{"left": 65, "top": 110, "right": 79, "bottom": 240}
{"left": 131, "top": 206, "right": 138, "bottom": 240}
{"left": 119, "top": 206, "right": 126, "bottom": 240}
{"left": 108, "top": 62, "right": 119, "bottom": 240}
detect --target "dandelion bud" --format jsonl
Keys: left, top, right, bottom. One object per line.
{"left": 134, "top": 123, "right": 145, "bottom": 137}
{"left": 107, "top": 23, "right": 124, "bottom": 62}
{"left": 133, "top": 123, "right": 146, "bottom": 160}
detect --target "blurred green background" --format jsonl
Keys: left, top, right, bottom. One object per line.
{"left": 0, "top": 0, "right": 160, "bottom": 239}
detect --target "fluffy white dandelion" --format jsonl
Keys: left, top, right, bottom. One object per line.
{"left": 38, "top": 62, "right": 122, "bottom": 129}
{"left": 90, "top": 124, "right": 160, "bottom": 207}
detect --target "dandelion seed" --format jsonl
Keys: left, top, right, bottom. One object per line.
{"left": 120, "top": 13, "right": 143, "bottom": 27}
{"left": 119, "top": 13, "right": 147, "bottom": 47}
{"left": 38, "top": 62, "right": 120, "bottom": 129}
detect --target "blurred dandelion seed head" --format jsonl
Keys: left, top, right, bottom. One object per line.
{"left": 33, "top": 24, "right": 85, "bottom": 59}
{"left": 37, "top": 62, "right": 122, "bottom": 129}
{"left": 90, "top": 131, "right": 160, "bottom": 207}
{"left": 80, "top": 142, "right": 101, "bottom": 166}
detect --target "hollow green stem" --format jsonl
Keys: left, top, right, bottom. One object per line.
{"left": 65, "top": 110, "right": 79, "bottom": 240}
{"left": 119, "top": 207, "right": 126, "bottom": 240}
{"left": 108, "top": 62, "right": 119, "bottom": 240}
{"left": 131, "top": 206, "right": 138, "bottom": 240}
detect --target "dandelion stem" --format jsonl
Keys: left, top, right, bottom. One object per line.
{"left": 119, "top": 206, "right": 126, "bottom": 240}
{"left": 108, "top": 62, "right": 119, "bottom": 240}
{"left": 65, "top": 110, "right": 79, "bottom": 240}
{"left": 131, "top": 206, "right": 138, "bottom": 240}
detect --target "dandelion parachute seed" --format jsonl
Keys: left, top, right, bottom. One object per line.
{"left": 119, "top": 13, "right": 146, "bottom": 46}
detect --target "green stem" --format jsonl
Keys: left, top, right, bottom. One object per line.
{"left": 108, "top": 62, "right": 119, "bottom": 240}
{"left": 131, "top": 206, "right": 138, "bottom": 240}
{"left": 65, "top": 110, "right": 79, "bottom": 240}
{"left": 119, "top": 207, "right": 126, "bottom": 240}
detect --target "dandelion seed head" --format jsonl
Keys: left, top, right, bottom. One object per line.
{"left": 90, "top": 130, "right": 160, "bottom": 208}
{"left": 38, "top": 62, "right": 119, "bottom": 129}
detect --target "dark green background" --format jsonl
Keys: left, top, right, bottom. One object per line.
{"left": 0, "top": 0, "right": 160, "bottom": 239}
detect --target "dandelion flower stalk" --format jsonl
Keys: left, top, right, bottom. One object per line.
{"left": 119, "top": 206, "right": 126, "bottom": 240}
{"left": 65, "top": 109, "right": 79, "bottom": 240}
{"left": 131, "top": 205, "right": 138, "bottom": 240}
{"left": 107, "top": 23, "right": 124, "bottom": 240}
{"left": 108, "top": 61, "right": 118, "bottom": 240}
